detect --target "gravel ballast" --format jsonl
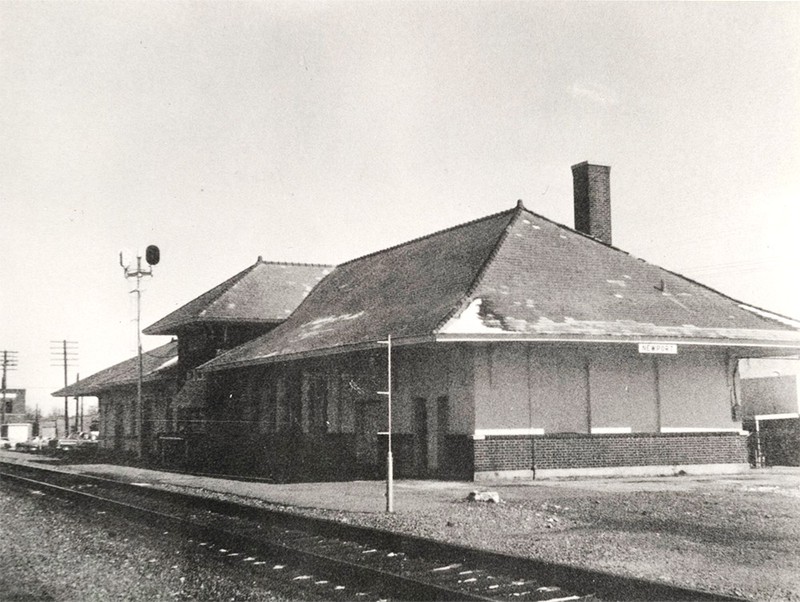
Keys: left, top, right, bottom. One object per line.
{"left": 148, "top": 470, "right": 800, "bottom": 602}
{"left": 0, "top": 482, "right": 315, "bottom": 601}
{"left": 3, "top": 453, "right": 799, "bottom": 601}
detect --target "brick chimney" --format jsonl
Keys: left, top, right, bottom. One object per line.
{"left": 571, "top": 161, "right": 612, "bottom": 245}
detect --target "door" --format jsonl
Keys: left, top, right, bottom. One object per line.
{"left": 436, "top": 396, "right": 449, "bottom": 477}
{"left": 414, "top": 398, "right": 428, "bottom": 476}
{"left": 355, "top": 400, "right": 383, "bottom": 473}
{"left": 114, "top": 408, "right": 124, "bottom": 451}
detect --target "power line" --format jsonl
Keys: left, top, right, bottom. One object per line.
{"left": 50, "top": 340, "right": 78, "bottom": 438}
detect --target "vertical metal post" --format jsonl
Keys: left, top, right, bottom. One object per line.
{"left": 378, "top": 334, "right": 394, "bottom": 513}
{"left": 1, "top": 351, "right": 7, "bottom": 429}
{"left": 754, "top": 417, "right": 763, "bottom": 469}
{"left": 78, "top": 371, "right": 84, "bottom": 433}
{"left": 386, "top": 334, "right": 393, "bottom": 513}
{"left": 50, "top": 342, "right": 76, "bottom": 438}
{"left": 121, "top": 250, "right": 156, "bottom": 461}
{"left": 136, "top": 256, "right": 144, "bottom": 459}
{"left": 74, "top": 373, "right": 80, "bottom": 433}
{"left": 62, "top": 340, "right": 69, "bottom": 437}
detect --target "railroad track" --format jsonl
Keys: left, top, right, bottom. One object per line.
{"left": 0, "top": 461, "right": 746, "bottom": 602}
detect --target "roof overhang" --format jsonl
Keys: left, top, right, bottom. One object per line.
{"left": 434, "top": 332, "right": 800, "bottom": 349}
{"left": 144, "top": 317, "right": 284, "bottom": 336}
{"left": 200, "top": 332, "right": 800, "bottom": 373}
{"left": 200, "top": 335, "right": 437, "bottom": 372}
{"left": 51, "top": 366, "right": 178, "bottom": 398}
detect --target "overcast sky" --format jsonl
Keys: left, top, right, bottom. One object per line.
{"left": 2, "top": 1, "right": 799, "bottom": 416}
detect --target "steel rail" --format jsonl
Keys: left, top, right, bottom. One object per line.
{"left": 0, "top": 469, "right": 500, "bottom": 601}
{"left": 0, "top": 461, "right": 747, "bottom": 602}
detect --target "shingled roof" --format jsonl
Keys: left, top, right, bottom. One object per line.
{"left": 52, "top": 340, "right": 179, "bottom": 397}
{"left": 143, "top": 259, "right": 333, "bottom": 335}
{"left": 201, "top": 202, "right": 800, "bottom": 372}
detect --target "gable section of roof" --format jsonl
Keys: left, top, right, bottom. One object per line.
{"left": 144, "top": 259, "right": 333, "bottom": 335}
{"left": 51, "top": 340, "right": 179, "bottom": 397}
{"left": 202, "top": 206, "right": 520, "bottom": 370}
{"left": 438, "top": 205, "right": 800, "bottom": 344}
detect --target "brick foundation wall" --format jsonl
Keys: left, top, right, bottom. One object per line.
{"left": 474, "top": 432, "right": 748, "bottom": 473}
{"left": 474, "top": 436, "right": 532, "bottom": 473}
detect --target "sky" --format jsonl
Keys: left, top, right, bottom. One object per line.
{"left": 1, "top": 1, "right": 799, "bottom": 416}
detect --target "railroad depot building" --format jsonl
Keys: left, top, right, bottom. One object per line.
{"left": 53, "top": 261, "right": 332, "bottom": 456}
{"left": 54, "top": 163, "right": 800, "bottom": 481}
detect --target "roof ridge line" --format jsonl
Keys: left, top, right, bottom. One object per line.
{"left": 256, "top": 258, "right": 335, "bottom": 268}
{"left": 335, "top": 204, "right": 519, "bottom": 268}
{"left": 432, "top": 201, "right": 527, "bottom": 333}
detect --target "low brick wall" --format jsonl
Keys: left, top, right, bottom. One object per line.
{"left": 474, "top": 436, "right": 532, "bottom": 473}
{"left": 474, "top": 432, "right": 748, "bottom": 475}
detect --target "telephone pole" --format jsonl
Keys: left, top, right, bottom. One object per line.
{"left": 74, "top": 373, "right": 81, "bottom": 433}
{"left": 50, "top": 341, "right": 78, "bottom": 437}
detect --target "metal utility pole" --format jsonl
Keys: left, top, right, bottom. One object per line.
{"left": 1, "top": 350, "right": 19, "bottom": 431}
{"left": 378, "top": 334, "right": 394, "bottom": 513}
{"left": 74, "top": 373, "right": 80, "bottom": 433}
{"left": 50, "top": 341, "right": 77, "bottom": 437}
{"left": 120, "top": 245, "right": 159, "bottom": 460}
{"left": 79, "top": 379, "right": 84, "bottom": 433}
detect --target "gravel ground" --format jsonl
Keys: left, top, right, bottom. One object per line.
{"left": 154, "top": 473, "right": 800, "bottom": 602}
{"left": 0, "top": 482, "right": 327, "bottom": 602}
{"left": 3, "top": 454, "right": 800, "bottom": 601}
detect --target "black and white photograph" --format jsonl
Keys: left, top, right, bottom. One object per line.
{"left": 1, "top": 1, "right": 799, "bottom": 600}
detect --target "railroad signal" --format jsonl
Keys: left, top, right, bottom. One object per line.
{"left": 145, "top": 245, "right": 160, "bottom": 266}
{"left": 120, "top": 245, "right": 160, "bottom": 460}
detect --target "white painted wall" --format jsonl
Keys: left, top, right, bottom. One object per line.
{"left": 529, "top": 347, "right": 588, "bottom": 433}
{"left": 658, "top": 349, "right": 739, "bottom": 430}
{"left": 471, "top": 342, "right": 740, "bottom": 435}
{"left": 589, "top": 348, "right": 658, "bottom": 432}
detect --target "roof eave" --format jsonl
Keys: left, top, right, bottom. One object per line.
{"left": 434, "top": 332, "right": 800, "bottom": 349}
{"left": 144, "top": 317, "right": 285, "bottom": 336}
{"left": 200, "top": 334, "right": 437, "bottom": 372}
{"left": 51, "top": 372, "right": 176, "bottom": 398}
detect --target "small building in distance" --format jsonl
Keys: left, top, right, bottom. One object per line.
{"left": 1, "top": 388, "right": 31, "bottom": 444}
{"left": 1, "top": 388, "right": 27, "bottom": 423}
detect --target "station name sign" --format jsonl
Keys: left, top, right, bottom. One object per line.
{"left": 638, "top": 343, "right": 678, "bottom": 355}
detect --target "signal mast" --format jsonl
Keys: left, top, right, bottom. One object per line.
{"left": 120, "top": 245, "right": 160, "bottom": 459}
